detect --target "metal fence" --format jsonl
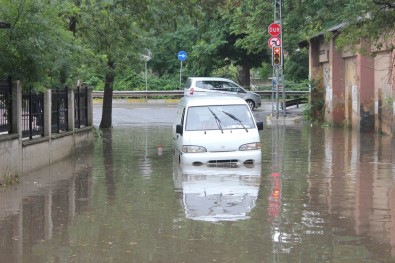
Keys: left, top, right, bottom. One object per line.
{"left": 75, "top": 86, "right": 88, "bottom": 128}
{"left": 0, "top": 77, "right": 12, "bottom": 134}
{"left": 22, "top": 88, "right": 44, "bottom": 139}
{"left": 51, "top": 87, "right": 68, "bottom": 133}
{"left": 1, "top": 82, "right": 91, "bottom": 140}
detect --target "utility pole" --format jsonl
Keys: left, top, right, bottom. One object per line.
{"left": 271, "top": 0, "right": 286, "bottom": 118}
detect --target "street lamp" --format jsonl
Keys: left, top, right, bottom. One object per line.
{"left": 140, "top": 49, "right": 152, "bottom": 94}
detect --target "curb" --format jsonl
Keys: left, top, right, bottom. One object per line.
{"left": 266, "top": 114, "right": 304, "bottom": 125}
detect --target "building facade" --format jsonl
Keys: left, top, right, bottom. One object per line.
{"left": 304, "top": 27, "right": 394, "bottom": 135}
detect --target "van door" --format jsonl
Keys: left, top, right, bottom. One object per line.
{"left": 173, "top": 106, "right": 185, "bottom": 145}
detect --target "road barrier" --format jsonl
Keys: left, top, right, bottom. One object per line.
{"left": 92, "top": 90, "right": 310, "bottom": 98}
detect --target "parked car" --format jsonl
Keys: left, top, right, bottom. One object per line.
{"left": 173, "top": 95, "right": 263, "bottom": 166}
{"left": 183, "top": 77, "right": 262, "bottom": 110}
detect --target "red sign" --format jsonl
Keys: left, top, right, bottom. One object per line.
{"left": 268, "top": 23, "right": 281, "bottom": 37}
{"left": 268, "top": 37, "right": 281, "bottom": 48}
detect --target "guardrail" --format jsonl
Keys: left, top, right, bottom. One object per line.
{"left": 92, "top": 90, "right": 310, "bottom": 98}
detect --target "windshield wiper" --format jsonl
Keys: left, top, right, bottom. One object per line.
{"left": 208, "top": 108, "right": 223, "bottom": 133}
{"left": 222, "top": 110, "right": 248, "bottom": 132}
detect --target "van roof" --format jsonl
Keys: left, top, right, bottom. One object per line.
{"left": 179, "top": 95, "right": 247, "bottom": 107}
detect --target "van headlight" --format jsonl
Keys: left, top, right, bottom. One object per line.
{"left": 182, "top": 145, "right": 207, "bottom": 153}
{"left": 239, "top": 142, "right": 261, "bottom": 151}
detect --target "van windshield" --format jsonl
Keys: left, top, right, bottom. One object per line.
{"left": 185, "top": 105, "right": 255, "bottom": 131}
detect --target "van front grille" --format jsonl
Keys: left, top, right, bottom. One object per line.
{"left": 208, "top": 160, "right": 239, "bottom": 167}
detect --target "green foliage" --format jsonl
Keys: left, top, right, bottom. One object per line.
{"left": 85, "top": 75, "right": 105, "bottom": 91}
{"left": 211, "top": 65, "right": 239, "bottom": 81}
{"left": 0, "top": 0, "right": 79, "bottom": 88}
{"left": 254, "top": 79, "right": 310, "bottom": 92}
{"left": 284, "top": 49, "right": 309, "bottom": 82}
{"left": 335, "top": 1, "right": 395, "bottom": 52}
{"left": 225, "top": 1, "right": 273, "bottom": 54}
{"left": 0, "top": 173, "right": 20, "bottom": 187}
{"left": 256, "top": 63, "right": 272, "bottom": 82}
{"left": 285, "top": 79, "right": 310, "bottom": 91}
{"left": 302, "top": 103, "right": 314, "bottom": 121}
{"left": 98, "top": 68, "right": 179, "bottom": 91}
{"left": 145, "top": 75, "right": 179, "bottom": 91}
{"left": 113, "top": 69, "right": 145, "bottom": 91}
{"left": 383, "top": 96, "right": 394, "bottom": 113}
{"left": 1, "top": 0, "right": 392, "bottom": 94}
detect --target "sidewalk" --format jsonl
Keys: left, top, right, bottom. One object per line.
{"left": 255, "top": 100, "right": 305, "bottom": 125}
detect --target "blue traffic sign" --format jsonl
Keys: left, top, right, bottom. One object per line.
{"left": 177, "top": 51, "right": 187, "bottom": 61}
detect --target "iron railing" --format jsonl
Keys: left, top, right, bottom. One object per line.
{"left": 51, "top": 87, "right": 68, "bottom": 133}
{"left": 0, "top": 77, "right": 12, "bottom": 134}
{"left": 74, "top": 86, "right": 88, "bottom": 128}
{"left": 22, "top": 88, "right": 44, "bottom": 139}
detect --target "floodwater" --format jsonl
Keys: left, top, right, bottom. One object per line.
{"left": 1, "top": 111, "right": 395, "bottom": 262}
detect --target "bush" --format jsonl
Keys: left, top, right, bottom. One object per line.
{"left": 114, "top": 69, "right": 179, "bottom": 91}
{"left": 255, "top": 79, "right": 310, "bottom": 91}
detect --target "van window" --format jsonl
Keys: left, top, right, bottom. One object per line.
{"left": 176, "top": 105, "right": 186, "bottom": 126}
{"left": 185, "top": 105, "right": 255, "bottom": 131}
{"left": 181, "top": 108, "right": 185, "bottom": 126}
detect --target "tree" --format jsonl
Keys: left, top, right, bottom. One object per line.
{"left": 144, "top": 0, "right": 224, "bottom": 80}
{"left": 69, "top": 0, "right": 149, "bottom": 128}
{"left": 0, "top": 0, "right": 78, "bottom": 87}
{"left": 335, "top": 0, "right": 395, "bottom": 53}
{"left": 217, "top": 0, "right": 274, "bottom": 86}
{"left": 284, "top": 0, "right": 395, "bottom": 54}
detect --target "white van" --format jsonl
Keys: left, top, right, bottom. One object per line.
{"left": 173, "top": 95, "right": 263, "bottom": 166}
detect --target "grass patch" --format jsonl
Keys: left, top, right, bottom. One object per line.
{"left": 0, "top": 173, "right": 21, "bottom": 187}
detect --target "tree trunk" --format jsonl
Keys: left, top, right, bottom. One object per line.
{"left": 237, "top": 63, "right": 251, "bottom": 88}
{"left": 69, "top": 0, "right": 81, "bottom": 35}
{"left": 99, "top": 60, "right": 115, "bottom": 129}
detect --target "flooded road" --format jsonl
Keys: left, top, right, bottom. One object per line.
{"left": 1, "top": 103, "right": 395, "bottom": 262}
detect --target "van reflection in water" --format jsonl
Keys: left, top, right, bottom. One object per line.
{"left": 173, "top": 159, "right": 262, "bottom": 222}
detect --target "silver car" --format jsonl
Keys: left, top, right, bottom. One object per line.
{"left": 183, "top": 77, "right": 262, "bottom": 110}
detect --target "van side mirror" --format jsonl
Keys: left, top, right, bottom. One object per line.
{"left": 256, "top": 121, "right": 263, "bottom": 131}
{"left": 176, "top": 124, "right": 183, "bottom": 135}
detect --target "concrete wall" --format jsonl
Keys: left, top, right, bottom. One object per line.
{"left": 0, "top": 135, "right": 22, "bottom": 177}
{"left": 330, "top": 37, "right": 346, "bottom": 125}
{"left": 308, "top": 33, "right": 394, "bottom": 135}
{"left": 309, "top": 37, "right": 325, "bottom": 120}
{"left": 374, "top": 52, "right": 394, "bottom": 135}
{"left": 358, "top": 45, "right": 375, "bottom": 133}
{"left": 344, "top": 57, "right": 359, "bottom": 129}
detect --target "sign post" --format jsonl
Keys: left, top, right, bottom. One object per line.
{"left": 140, "top": 49, "right": 152, "bottom": 98}
{"left": 177, "top": 51, "right": 187, "bottom": 89}
{"left": 267, "top": 22, "right": 284, "bottom": 118}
